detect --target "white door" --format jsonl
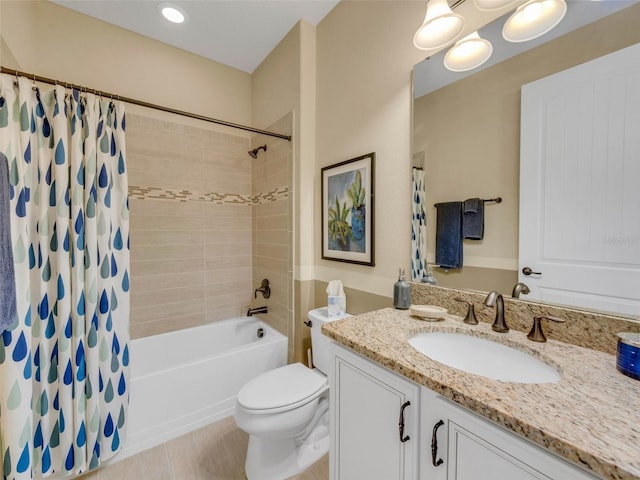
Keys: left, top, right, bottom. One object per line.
{"left": 519, "top": 43, "right": 640, "bottom": 316}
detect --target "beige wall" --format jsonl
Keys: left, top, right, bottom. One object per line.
{"left": 413, "top": 4, "right": 640, "bottom": 290}
{"left": 0, "top": 1, "right": 260, "bottom": 339}
{"left": 7, "top": 0, "right": 637, "bottom": 356}
{"left": 252, "top": 21, "right": 318, "bottom": 362}
{"left": 315, "top": 1, "right": 426, "bottom": 299}
{"left": 0, "top": 0, "right": 251, "bottom": 126}
{"left": 252, "top": 24, "right": 299, "bottom": 362}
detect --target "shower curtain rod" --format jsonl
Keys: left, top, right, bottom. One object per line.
{"left": 0, "top": 66, "right": 292, "bottom": 142}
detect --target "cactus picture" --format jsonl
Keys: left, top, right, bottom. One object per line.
{"left": 321, "top": 153, "right": 375, "bottom": 266}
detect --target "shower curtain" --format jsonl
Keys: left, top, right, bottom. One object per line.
{"left": 411, "top": 168, "right": 428, "bottom": 282}
{"left": 0, "top": 74, "right": 130, "bottom": 478}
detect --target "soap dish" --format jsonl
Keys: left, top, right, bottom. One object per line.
{"left": 410, "top": 305, "right": 448, "bottom": 321}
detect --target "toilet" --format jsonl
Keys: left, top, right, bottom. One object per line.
{"left": 234, "top": 307, "right": 348, "bottom": 480}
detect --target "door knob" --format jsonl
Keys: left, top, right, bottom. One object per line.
{"left": 522, "top": 267, "right": 541, "bottom": 276}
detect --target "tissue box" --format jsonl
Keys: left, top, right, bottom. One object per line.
{"left": 328, "top": 295, "right": 346, "bottom": 319}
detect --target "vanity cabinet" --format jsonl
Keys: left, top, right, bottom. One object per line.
{"left": 330, "top": 343, "right": 599, "bottom": 480}
{"left": 330, "top": 343, "right": 420, "bottom": 480}
{"left": 420, "top": 388, "right": 598, "bottom": 480}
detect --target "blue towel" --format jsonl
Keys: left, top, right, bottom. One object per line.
{"left": 435, "top": 201, "right": 463, "bottom": 269}
{"left": 463, "top": 198, "right": 484, "bottom": 240}
{"left": 0, "top": 152, "right": 17, "bottom": 334}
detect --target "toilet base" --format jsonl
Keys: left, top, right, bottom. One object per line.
{"left": 245, "top": 423, "right": 329, "bottom": 480}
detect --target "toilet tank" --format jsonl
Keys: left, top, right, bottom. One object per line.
{"left": 309, "top": 307, "right": 350, "bottom": 374}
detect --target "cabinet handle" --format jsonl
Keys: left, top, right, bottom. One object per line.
{"left": 398, "top": 401, "right": 411, "bottom": 443}
{"left": 431, "top": 420, "right": 444, "bottom": 467}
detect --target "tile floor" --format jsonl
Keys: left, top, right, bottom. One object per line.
{"left": 79, "top": 416, "right": 328, "bottom": 480}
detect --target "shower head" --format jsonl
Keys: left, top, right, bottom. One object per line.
{"left": 248, "top": 145, "right": 267, "bottom": 159}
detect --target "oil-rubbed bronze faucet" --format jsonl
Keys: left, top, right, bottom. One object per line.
{"left": 511, "top": 282, "right": 530, "bottom": 298}
{"left": 484, "top": 291, "right": 509, "bottom": 332}
{"left": 254, "top": 279, "right": 271, "bottom": 299}
{"left": 247, "top": 306, "right": 268, "bottom": 316}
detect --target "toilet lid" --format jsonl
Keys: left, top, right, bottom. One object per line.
{"left": 237, "top": 363, "right": 327, "bottom": 411}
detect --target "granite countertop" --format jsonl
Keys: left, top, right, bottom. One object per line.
{"left": 322, "top": 307, "right": 640, "bottom": 480}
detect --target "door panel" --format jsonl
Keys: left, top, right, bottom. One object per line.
{"left": 449, "top": 422, "right": 550, "bottom": 480}
{"left": 519, "top": 43, "right": 640, "bottom": 315}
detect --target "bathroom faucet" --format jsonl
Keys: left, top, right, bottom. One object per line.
{"left": 484, "top": 291, "right": 509, "bottom": 333}
{"left": 247, "top": 306, "right": 268, "bottom": 316}
{"left": 511, "top": 282, "right": 530, "bottom": 299}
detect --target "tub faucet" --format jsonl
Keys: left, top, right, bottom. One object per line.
{"left": 484, "top": 291, "right": 509, "bottom": 333}
{"left": 247, "top": 306, "right": 268, "bottom": 316}
{"left": 511, "top": 282, "right": 530, "bottom": 299}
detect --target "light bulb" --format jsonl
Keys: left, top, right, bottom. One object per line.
{"left": 414, "top": 0, "right": 464, "bottom": 50}
{"left": 159, "top": 3, "right": 185, "bottom": 24}
{"left": 444, "top": 32, "right": 493, "bottom": 72}
{"left": 502, "top": 0, "right": 567, "bottom": 43}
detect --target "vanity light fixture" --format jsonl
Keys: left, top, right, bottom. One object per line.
{"left": 444, "top": 31, "right": 493, "bottom": 72}
{"left": 413, "top": 0, "right": 465, "bottom": 50}
{"left": 474, "top": 0, "right": 522, "bottom": 11}
{"left": 502, "top": 0, "right": 567, "bottom": 42}
{"left": 158, "top": 3, "right": 186, "bottom": 24}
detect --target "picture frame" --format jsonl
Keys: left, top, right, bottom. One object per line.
{"left": 321, "top": 152, "right": 375, "bottom": 266}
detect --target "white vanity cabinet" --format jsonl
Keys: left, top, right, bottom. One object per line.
{"left": 330, "top": 343, "right": 420, "bottom": 480}
{"left": 330, "top": 342, "right": 600, "bottom": 480}
{"left": 420, "top": 388, "right": 599, "bottom": 480}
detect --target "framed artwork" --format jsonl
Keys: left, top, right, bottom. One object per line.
{"left": 321, "top": 152, "right": 375, "bottom": 266}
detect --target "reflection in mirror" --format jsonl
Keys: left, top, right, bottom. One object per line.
{"left": 412, "top": 0, "right": 640, "bottom": 318}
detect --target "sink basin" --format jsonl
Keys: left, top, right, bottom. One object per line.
{"left": 408, "top": 332, "right": 560, "bottom": 384}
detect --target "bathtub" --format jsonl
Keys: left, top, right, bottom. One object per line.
{"left": 120, "top": 317, "right": 287, "bottom": 460}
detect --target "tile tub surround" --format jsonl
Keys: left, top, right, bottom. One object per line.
{"left": 411, "top": 283, "right": 640, "bottom": 355}
{"left": 126, "top": 111, "right": 293, "bottom": 341}
{"left": 322, "top": 308, "right": 640, "bottom": 480}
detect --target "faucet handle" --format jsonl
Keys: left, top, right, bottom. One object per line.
{"left": 527, "top": 315, "right": 565, "bottom": 343}
{"left": 454, "top": 297, "right": 478, "bottom": 325}
{"left": 254, "top": 278, "right": 271, "bottom": 299}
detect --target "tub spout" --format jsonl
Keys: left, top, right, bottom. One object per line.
{"left": 247, "top": 306, "right": 268, "bottom": 316}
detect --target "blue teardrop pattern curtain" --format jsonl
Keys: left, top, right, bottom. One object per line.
{"left": 0, "top": 74, "right": 130, "bottom": 479}
{"left": 411, "top": 167, "right": 428, "bottom": 282}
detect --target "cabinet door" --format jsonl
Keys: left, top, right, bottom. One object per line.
{"left": 420, "top": 389, "right": 598, "bottom": 480}
{"left": 330, "top": 344, "right": 420, "bottom": 480}
{"left": 447, "top": 421, "right": 551, "bottom": 480}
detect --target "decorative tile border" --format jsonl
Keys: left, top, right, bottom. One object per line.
{"left": 129, "top": 185, "right": 288, "bottom": 205}
{"left": 252, "top": 187, "right": 288, "bottom": 204}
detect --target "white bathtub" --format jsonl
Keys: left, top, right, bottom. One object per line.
{"left": 121, "top": 317, "right": 287, "bottom": 459}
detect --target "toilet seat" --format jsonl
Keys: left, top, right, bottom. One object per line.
{"left": 237, "top": 363, "right": 328, "bottom": 414}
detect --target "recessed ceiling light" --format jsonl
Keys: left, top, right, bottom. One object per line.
{"left": 159, "top": 3, "right": 186, "bottom": 24}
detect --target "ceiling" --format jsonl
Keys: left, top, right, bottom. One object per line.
{"left": 50, "top": 0, "right": 340, "bottom": 73}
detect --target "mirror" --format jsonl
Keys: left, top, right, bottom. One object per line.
{"left": 412, "top": 0, "right": 640, "bottom": 318}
